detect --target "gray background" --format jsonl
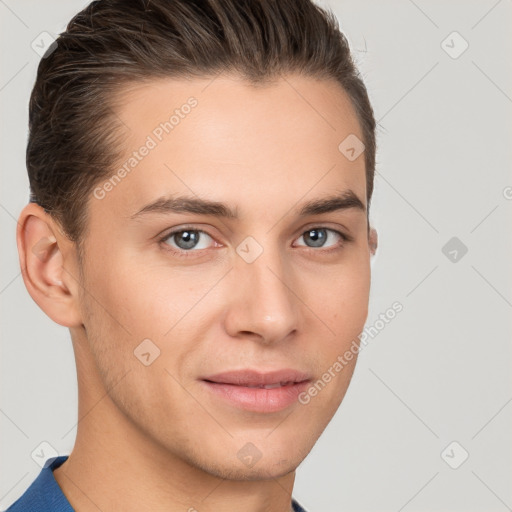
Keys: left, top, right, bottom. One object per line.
{"left": 1, "top": 1, "right": 511, "bottom": 511}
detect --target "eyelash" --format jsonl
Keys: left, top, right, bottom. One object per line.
{"left": 158, "top": 225, "right": 354, "bottom": 259}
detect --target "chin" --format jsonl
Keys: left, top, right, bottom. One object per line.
{"left": 184, "top": 439, "right": 309, "bottom": 482}
{"left": 201, "top": 457, "right": 300, "bottom": 482}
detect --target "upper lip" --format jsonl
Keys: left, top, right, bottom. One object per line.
{"left": 202, "top": 369, "right": 312, "bottom": 386}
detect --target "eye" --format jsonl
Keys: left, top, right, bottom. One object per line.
{"left": 294, "top": 227, "right": 350, "bottom": 249}
{"left": 160, "top": 228, "right": 216, "bottom": 254}
{"left": 159, "top": 225, "right": 352, "bottom": 258}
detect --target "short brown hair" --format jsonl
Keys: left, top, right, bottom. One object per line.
{"left": 27, "top": 0, "right": 377, "bottom": 247}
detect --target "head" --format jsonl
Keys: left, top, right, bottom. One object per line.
{"left": 18, "top": 0, "right": 378, "bottom": 480}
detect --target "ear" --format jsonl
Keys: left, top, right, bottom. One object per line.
{"left": 368, "top": 226, "right": 378, "bottom": 256}
{"left": 16, "top": 203, "right": 83, "bottom": 327}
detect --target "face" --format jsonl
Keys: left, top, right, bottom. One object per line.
{"left": 74, "top": 74, "right": 375, "bottom": 479}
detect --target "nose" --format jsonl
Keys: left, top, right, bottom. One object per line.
{"left": 223, "top": 243, "right": 300, "bottom": 345}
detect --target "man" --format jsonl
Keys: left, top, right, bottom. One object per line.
{"left": 9, "top": 0, "right": 378, "bottom": 510}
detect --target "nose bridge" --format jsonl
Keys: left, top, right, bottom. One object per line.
{"left": 228, "top": 236, "right": 299, "bottom": 341}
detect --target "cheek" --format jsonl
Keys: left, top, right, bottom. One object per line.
{"left": 303, "top": 263, "right": 370, "bottom": 401}
{"left": 84, "top": 255, "right": 176, "bottom": 336}
{"left": 77, "top": 256, "right": 162, "bottom": 387}
{"left": 313, "top": 259, "right": 371, "bottom": 334}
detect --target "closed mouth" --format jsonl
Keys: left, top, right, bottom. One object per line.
{"left": 203, "top": 380, "right": 304, "bottom": 389}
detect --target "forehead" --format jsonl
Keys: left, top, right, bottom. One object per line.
{"left": 93, "top": 74, "right": 367, "bottom": 220}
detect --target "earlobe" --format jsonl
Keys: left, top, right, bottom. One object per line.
{"left": 16, "top": 203, "right": 83, "bottom": 327}
{"left": 369, "top": 226, "right": 378, "bottom": 256}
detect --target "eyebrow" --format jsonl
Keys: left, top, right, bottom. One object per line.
{"left": 129, "top": 189, "right": 366, "bottom": 220}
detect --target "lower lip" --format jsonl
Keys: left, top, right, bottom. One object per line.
{"left": 201, "top": 380, "right": 311, "bottom": 413}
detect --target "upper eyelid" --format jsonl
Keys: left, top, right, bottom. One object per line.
{"left": 160, "top": 227, "right": 215, "bottom": 245}
{"left": 162, "top": 226, "right": 212, "bottom": 237}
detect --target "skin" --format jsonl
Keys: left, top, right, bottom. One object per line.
{"left": 17, "top": 74, "right": 378, "bottom": 512}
